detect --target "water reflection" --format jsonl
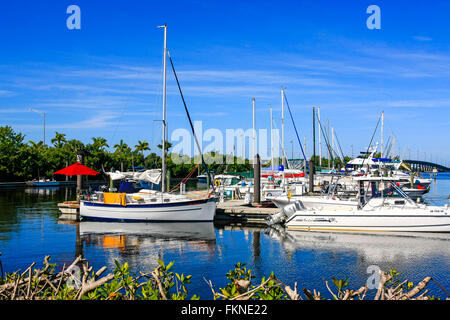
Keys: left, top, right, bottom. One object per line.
{"left": 267, "top": 225, "right": 450, "bottom": 265}
{"left": 78, "top": 222, "right": 217, "bottom": 270}
{"left": 79, "top": 221, "right": 216, "bottom": 242}
{"left": 1, "top": 184, "right": 449, "bottom": 299}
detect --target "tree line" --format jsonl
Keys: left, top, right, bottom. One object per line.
{"left": 0, "top": 126, "right": 252, "bottom": 182}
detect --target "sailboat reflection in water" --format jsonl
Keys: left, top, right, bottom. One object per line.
{"left": 80, "top": 222, "right": 216, "bottom": 253}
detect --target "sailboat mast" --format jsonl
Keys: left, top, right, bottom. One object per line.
{"left": 281, "top": 88, "right": 285, "bottom": 166}
{"left": 318, "top": 107, "right": 322, "bottom": 167}
{"left": 252, "top": 97, "right": 256, "bottom": 162}
{"left": 270, "top": 105, "right": 274, "bottom": 168}
{"left": 381, "top": 110, "right": 384, "bottom": 158}
{"left": 159, "top": 24, "right": 168, "bottom": 193}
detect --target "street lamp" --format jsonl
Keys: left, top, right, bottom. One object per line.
{"left": 29, "top": 108, "right": 46, "bottom": 146}
{"left": 290, "top": 140, "right": 293, "bottom": 160}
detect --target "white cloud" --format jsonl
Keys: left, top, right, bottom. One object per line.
{"left": 412, "top": 36, "right": 433, "bottom": 42}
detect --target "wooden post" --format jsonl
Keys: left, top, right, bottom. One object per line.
{"left": 166, "top": 169, "right": 171, "bottom": 192}
{"left": 308, "top": 159, "right": 315, "bottom": 194}
{"left": 76, "top": 151, "right": 84, "bottom": 200}
{"left": 253, "top": 154, "right": 261, "bottom": 206}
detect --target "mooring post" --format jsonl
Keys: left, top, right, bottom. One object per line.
{"left": 253, "top": 154, "right": 261, "bottom": 206}
{"left": 76, "top": 151, "right": 84, "bottom": 201}
{"left": 166, "top": 169, "right": 171, "bottom": 192}
{"left": 308, "top": 159, "right": 315, "bottom": 194}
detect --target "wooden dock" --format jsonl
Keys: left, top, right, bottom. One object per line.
{"left": 215, "top": 200, "right": 278, "bottom": 224}
{"left": 57, "top": 201, "right": 80, "bottom": 221}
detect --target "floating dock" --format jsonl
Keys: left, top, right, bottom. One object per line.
{"left": 215, "top": 200, "right": 278, "bottom": 224}
{"left": 57, "top": 201, "right": 80, "bottom": 221}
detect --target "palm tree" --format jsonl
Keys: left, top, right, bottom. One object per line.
{"left": 28, "top": 140, "right": 45, "bottom": 179}
{"left": 157, "top": 140, "right": 172, "bottom": 154}
{"left": 135, "top": 140, "right": 150, "bottom": 157}
{"left": 92, "top": 137, "right": 109, "bottom": 151}
{"left": 114, "top": 139, "right": 129, "bottom": 172}
{"left": 51, "top": 132, "right": 67, "bottom": 148}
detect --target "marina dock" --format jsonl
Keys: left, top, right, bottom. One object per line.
{"left": 215, "top": 200, "right": 278, "bottom": 224}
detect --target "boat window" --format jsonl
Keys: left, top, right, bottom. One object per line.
{"left": 394, "top": 200, "right": 405, "bottom": 205}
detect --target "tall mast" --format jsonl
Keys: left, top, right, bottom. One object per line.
{"left": 252, "top": 97, "right": 256, "bottom": 162}
{"left": 331, "top": 127, "right": 335, "bottom": 169}
{"left": 281, "top": 88, "right": 285, "bottom": 166}
{"left": 327, "top": 119, "right": 330, "bottom": 170}
{"left": 381, "top": 110, "right": 384, "bottom": 158}
{"left": 318, "top": 107, "right": 321, "bottom": 167}
{"left": 158, "top": 24, "right": 167, "bottom": 193}
{"left": 270, "top": 105, "right": 274, "bottom": 168}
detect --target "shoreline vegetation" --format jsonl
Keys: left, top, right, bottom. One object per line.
{"left": 0, "top": 125, "right": 356, "bottom": 184}
{"left": 0, "top": 255, "right": 446, "bottom": 300}
{"left": 0, "top": 126, "right": 253, "bottom": 183}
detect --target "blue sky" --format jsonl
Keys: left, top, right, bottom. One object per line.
{"left": 1, "top": 0, "right": 449, "bottom": 165}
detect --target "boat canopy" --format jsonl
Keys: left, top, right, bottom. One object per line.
{"left": 106, "top": 169, "right": 162, "bottom": 185}
{"left": 372, "top": 158, "right": 392, "bottom": 162}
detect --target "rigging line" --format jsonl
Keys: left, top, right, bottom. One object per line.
{"left": 282, "top": 92, "right": 309, "bottom": 171}
{"left": 361, "top": 113, "right": 382, "bottom": 170}
{"left": 167, "top": 50, "right": 213, "bottom": 190}
{"left": 332, "top": 128, "right": 347, "bottom": 169}
{"left": 271, "top": 116, "right": 290, "bottom": 169}
{"left": 316, "top": 113, "right": 336, "bottom": 166}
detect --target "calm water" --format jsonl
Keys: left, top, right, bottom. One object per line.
{"left": 0, "top": 174, "right": 449, "bottom": 299}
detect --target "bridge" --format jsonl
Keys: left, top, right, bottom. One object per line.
{"left": 403, "top": 160, "right": 450, "bottom": 173}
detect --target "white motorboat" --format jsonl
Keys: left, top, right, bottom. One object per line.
{"left": 267, "top": 177, "right": 450, "bottom": 233}
{"left": 271, "top": 194, "right": 358, "bottom": 209}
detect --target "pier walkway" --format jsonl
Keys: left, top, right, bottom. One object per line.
{"left": 216, "top": 200, "right": 278, "bottom": 224}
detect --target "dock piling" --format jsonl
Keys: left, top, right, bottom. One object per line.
{"left": 253, "top": 154, "right": 261, "bottom": 206}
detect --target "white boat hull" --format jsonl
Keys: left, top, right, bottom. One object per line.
{"left": 80, "top": 197, "right": 216, "bottom": 222}
{"left": 272, "top": 195, "right": 358, "bottom": 210}
{"left": 285, "top": 207, "right": 450, "bottom": 232}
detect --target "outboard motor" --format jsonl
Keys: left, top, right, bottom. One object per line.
{"left": 266, "top": 200, "right": 304, "bottom": 226}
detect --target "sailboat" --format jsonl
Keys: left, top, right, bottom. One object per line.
{"left": 80, "top": 25, "right": 216, "bottom": 222}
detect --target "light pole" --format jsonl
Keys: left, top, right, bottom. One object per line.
{"left": 29, "top": 108, "right": 45, "bottom": 146}
{"left": 290, "top": 140, "right": 293, "bottom": 160}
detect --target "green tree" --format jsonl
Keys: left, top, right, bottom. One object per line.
{"left": 91, "top": 137, "right": 109, "bottom": 151}
{"left": 114, "top": 139, "right": 130, "bottom": 172}
{"left": 135, "top": 140, "right": 150, "bottom": 157}
{"left": 51, "top": 132, "right": 67, "bottom": 148}
{"left": 0, "top": 126, "right": 28, "bottom": 181}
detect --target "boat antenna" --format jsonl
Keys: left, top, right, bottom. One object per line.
{"left": 167, "top": 50, "right": 213, "bottom": 190}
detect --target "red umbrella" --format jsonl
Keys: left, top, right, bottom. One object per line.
{"left": 53, "top": 163, "right": 99, "bottom": 176}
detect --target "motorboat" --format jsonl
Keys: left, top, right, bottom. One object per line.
{"left": 267, "top": 177, "right": 450, "bottom": 233}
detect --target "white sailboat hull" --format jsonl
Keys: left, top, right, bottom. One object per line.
{"left": 285, "top": 207, "right": 450, "bottom": 232}
{"left": 80, "top": 197, "right": 216, "bottom": 222}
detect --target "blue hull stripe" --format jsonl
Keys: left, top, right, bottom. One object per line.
{"left": 81, "top": 216, "right": 214, "bottom": 222}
